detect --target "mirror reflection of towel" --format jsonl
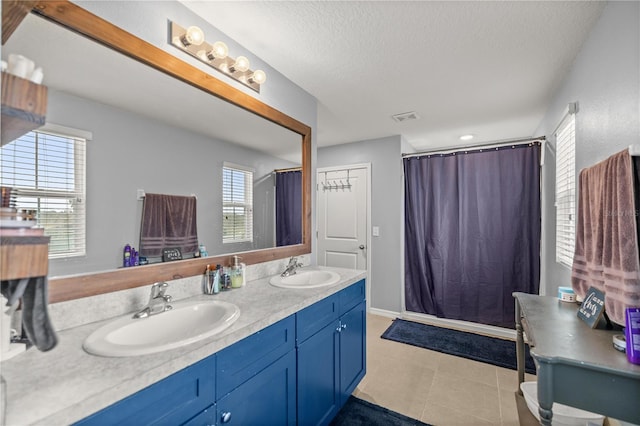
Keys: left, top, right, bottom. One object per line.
{"left": 1, "top": 276, "right": 58, "bottom": 352}
{"left": 139, "top": 193, "right": 198, "bottom": 257}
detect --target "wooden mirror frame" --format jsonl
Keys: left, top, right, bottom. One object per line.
{"left": 2, "top": 0, "right": 312, "bottom": 303}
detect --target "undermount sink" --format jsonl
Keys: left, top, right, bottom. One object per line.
{"left": 269, "top": 269, "right": 341, "bottom": 289}
{"left": 83, "top": 300, "right": 240, "bottom": 357}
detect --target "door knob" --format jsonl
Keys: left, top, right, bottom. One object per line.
{"left": 359, "top": 245, "right": 365, "bottom": 250}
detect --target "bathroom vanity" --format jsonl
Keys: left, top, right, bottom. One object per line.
{"left": 0, "top": 269, "right": 366, "bottom": 425}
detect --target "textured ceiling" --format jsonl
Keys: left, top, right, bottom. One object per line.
{"left": 181, "top": 1, "right": 606, "bottom": 151}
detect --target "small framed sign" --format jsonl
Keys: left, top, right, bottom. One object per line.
{"left": 577, "top": 286, "right": 606, "bottom": 328}
{"left": 162, "top": 247, "right": 183, "bottom": 262}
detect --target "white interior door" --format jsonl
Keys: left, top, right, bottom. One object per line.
{"left": 317, "top": 165, "right": 368, "bottom": 270}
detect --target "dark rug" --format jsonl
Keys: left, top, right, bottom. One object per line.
{"left": 381, "top": 319, "right": 537, "bottom": 374}
{"left": 330, "top": 396, "right": 432, "bottom": 426}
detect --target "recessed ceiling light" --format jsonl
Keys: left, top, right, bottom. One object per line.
{"left": 460, "top": 134, "right": 474, "bottom": 141}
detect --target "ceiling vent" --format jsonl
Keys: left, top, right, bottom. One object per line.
{"left": 391, "top": 111, "right": 420, "bottom": 123}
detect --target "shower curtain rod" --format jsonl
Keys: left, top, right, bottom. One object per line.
{"left": 274, "top": 166, "right": 302, "bottom": 173}
{"left": 402, "top": 135, "right": 546, "bottom": 158}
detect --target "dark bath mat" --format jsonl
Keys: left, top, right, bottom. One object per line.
{"left": 330, "top": 396, "right": 432, "bottom": 426}
{"left": 381, "top": 318, "right": 537, "bottom": 374}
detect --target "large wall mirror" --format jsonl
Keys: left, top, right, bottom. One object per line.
{"left": 1, "top": 1, "right": 312, "bottom": 303}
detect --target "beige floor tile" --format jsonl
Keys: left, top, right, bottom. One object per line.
{"left": 427, "top": 369, "right": 501, "bottom": 424}
{"left": 497, "top": 365, "right": 536, "bottom": 391}
{"left": 420, "top": 400, "right": 497, "bottom": 426}
{"left": 499, "top": 388, "right": 520, "bottom": 425}
{"left": 437, "top": 352, "right": 499, "bottom": 387}
{"left": 359, "top": 353, "right": 436, "bottom": 419}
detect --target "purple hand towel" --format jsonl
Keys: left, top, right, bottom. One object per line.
{"left": 139, "top": 193, "right": 198, "bottom": 257}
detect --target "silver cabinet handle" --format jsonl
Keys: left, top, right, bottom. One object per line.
{"left": 221, "top": 411, "right": 232, "bottom": 423}
{"left": 341, "top": 323, "right": 347, "bottom": 329}
{"left": 359, "top": 245, "right": 365, "bottom": 249}
{"left": 336, "top": 326, "right": 342, "bottom": 333}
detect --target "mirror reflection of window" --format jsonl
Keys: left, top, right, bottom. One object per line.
{"left": 223, "top": 163, "right": 254, "bottom": 243}
{"left": 0, "top": 127, "right": 87, "bottom": 258}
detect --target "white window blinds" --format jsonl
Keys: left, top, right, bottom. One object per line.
{"left": 555, "top": 112, "right": 576, "bottom": 268}
{"left": 0, "top": 129, "right": 87, "bottom": 258}
{"left": 222, "top": 163, "right": 253, "bottom": 243}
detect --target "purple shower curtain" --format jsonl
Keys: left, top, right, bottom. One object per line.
{"left": 404, "top": 143, "right": 541, "bottom": 328}
{"left": 276, "top": 170, "right": 302, "bottom": 246}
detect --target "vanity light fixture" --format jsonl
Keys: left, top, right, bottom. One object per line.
{"left": 170, "top": 22, "right": 266, "bottom": 93}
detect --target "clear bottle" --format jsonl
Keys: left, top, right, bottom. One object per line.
{"left": 230, "top": 255, "right": 245, "bottom": 288}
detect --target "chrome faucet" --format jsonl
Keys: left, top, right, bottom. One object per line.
{"left": 281, "top": 256, "right": 303, "bottom": 277}
{"left": 133, "top": 282, "right": 173, "bottom": 319}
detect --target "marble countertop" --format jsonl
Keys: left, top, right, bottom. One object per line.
{"left": 1, "top": 267, "right": 366, "bottom": 425}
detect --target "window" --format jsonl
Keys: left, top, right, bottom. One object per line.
{"left": 222, "top": 163, "right": 253, "bottom": 243}
{"left": 555, "top": 110, "right": 576, "bottom": 268}
{"left": 0, "top": 127, "right": 87, "bottom": 258}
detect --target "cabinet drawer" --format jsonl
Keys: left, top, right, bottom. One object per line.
{"left": 217, "top": 315, "right": 295, "bottom": 397}
{"left": 339, "top": 279, "right": 365, "bottom": 315}
{"left": 74, "top": 355, "right": 215, "bottom": 426}
{"left": 296, "top": 293, "right": 340, "bottom": 343}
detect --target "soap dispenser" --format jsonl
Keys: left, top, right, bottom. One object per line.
{"left": 230, "top": 255, "right": 246, "bottom": 288}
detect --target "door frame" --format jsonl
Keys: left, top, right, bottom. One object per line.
{"left": 316, "top": 163, "right": 372, "bottom": 310}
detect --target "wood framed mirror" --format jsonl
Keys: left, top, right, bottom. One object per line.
{"left": 1, "top": 0, "right": 312, "bottom": 303}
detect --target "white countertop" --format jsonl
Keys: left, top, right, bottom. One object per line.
{"left": 1, "top": 267, "right": 366, "bottom": 425}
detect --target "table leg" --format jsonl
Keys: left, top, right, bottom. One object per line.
{"left": 536, "top": 365, "right": 553, "bottom": 426}
{"left": 515, "top": 299, "right": 525, "bottom": 395}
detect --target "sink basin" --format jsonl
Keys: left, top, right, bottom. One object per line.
{"left": 269, "top": 269, "right": 341, "bottom": 289}
{"left": 83, "top": 300, "right": 240, "bottom": 357}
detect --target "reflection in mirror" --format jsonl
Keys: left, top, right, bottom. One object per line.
{"left": 2, "top": 13, "right": 302, "bottom": 278}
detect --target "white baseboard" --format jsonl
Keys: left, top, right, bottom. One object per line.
{"left": 368, "top": 307, "right": 400, "bottom": 319}
{"left": 402, "top": 311, "right": 516, "bottom": 340}
{"left": 368, "top": 307, "right": 516, "bottom": 340}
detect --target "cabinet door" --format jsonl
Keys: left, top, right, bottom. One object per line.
{"left": 339, "top": 300, "right": 366, "bottom": 405}
{"left": 216, "top": 350, "right": 296, "bottom": 426}
{"left": 297, "top": 320, "right": 340, "bottom": 426}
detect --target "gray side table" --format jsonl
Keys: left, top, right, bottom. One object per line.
{"left": 513, "top": 292, "right": 640, "bottom": 426}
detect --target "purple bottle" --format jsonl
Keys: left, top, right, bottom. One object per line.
{"left": 123, "top": 244, "right": 131, "bottom": 267}
{"left": 625, "top": 307, "right": 640, "bottom": 365}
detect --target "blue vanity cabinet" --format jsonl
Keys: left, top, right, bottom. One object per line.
{"left": 215, "top": 315, "right": 297, "bottom": 425}
{"left": 73, "top": 354, "right": 216, "bottom": 426}
{"left": 297, "top": 279, "right": 366, "bottom": 426}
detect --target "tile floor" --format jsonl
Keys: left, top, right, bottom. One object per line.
{"left": 353, "top": 314, "right": 537, "bottom": 425}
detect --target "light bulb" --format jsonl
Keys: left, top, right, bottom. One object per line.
{"left": 207, "top": 41, "right": 229, "bottom": 60}
{"left": 231, "top": 56, "right": 250, "bottom": 73}
{"left": 182, "top": 26, "right": 204, "bottom": 46}
{"left": 249, "top": 70, "right": 267, "bottom": 85}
